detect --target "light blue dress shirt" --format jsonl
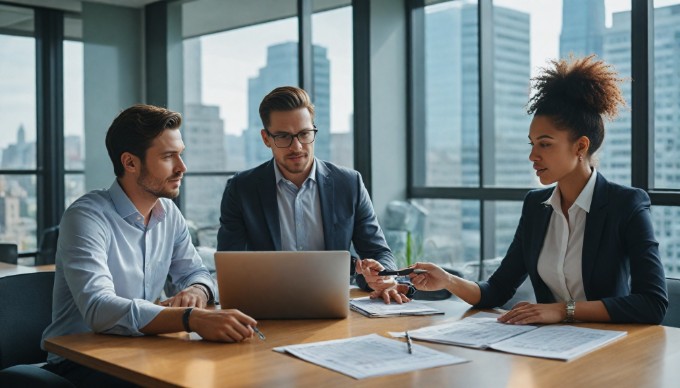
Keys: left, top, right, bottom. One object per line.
{"left": 42, "top": 180, "right": 214, "bottom": 364}
{"left": 274, "top": 160, "right": 325, "bottom": 251}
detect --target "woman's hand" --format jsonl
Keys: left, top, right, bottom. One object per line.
{"left": 497, "top": 301, "right": 567, "bottom": 324}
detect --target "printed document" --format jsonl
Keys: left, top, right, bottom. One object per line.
{"left": 396, "top": 316, "right": 626, "bottom": 361}
{"left": 350, "top": 296, "right": 444, "bottom": 317}
{"left": 273, "top": 334, "right": 467, "bottom": 379}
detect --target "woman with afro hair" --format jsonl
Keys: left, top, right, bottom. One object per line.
{"left": 409, "top": 55, "right": 668, "bottom": 324}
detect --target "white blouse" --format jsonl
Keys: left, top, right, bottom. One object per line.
{"left": 536, "top": 169, "right": 598, "bottom": 303}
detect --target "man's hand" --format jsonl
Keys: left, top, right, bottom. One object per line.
{"left": 497, "top": 301, "right": 566, "bottom": 325}
{"left": 369, "top": 283, "right": 411, "bottom": 304}
{"left": 190, "top": 309, "right": 258, "bottom": 342}
{"left": 160, "top": 285, "right": 208, "bottom": 308}
{"left": 356, "top": 258, "right": 411, "bottom": 304}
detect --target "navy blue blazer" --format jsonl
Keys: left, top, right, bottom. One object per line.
{"left": 477, "top": 172, "right": 668, "bottom": 324}
{"left": 217, "top": 158, "right": 397, "bottom": 290}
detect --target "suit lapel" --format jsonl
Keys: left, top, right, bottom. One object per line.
{"left": 316, "top": 160, "right": 335, "bottom": 249}
{"left": 530, "top": 195, "right": 554, "bottom": 287}
{"left": 258, "top": 160, "right": 281, "bottom": 250}
{"left": 581, "top": 173, "right": 608, "bottom": 293}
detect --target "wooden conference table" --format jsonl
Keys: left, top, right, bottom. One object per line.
{"left": 45, "top": 290, "right": 680, "bottom": 388}
{"left": 0, "top": 262, "right": 55, "bottom": 277}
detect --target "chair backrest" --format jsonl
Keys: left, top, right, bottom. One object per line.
{"left": 0, "top": 243, "right": 18, "bottom": 264}
{"left": 35, "top": 226, "right": 59, "bottom": 266}
{"left": 0, "top": 271, "right": 55, "bottom": 369}
{"left": 662, "top": 277, "right": 680, "bottom": 328}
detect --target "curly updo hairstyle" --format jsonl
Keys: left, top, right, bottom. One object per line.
{"left": 527, "top": 55, "right": 627, "bottom": 157}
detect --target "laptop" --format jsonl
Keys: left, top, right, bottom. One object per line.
{"left": 214, "top": 251, "right": 350, "bottom": 319}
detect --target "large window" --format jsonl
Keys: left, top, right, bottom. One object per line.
{"left": 0, "top": 4, "right": 37, "bottom": 251}
{"left": 410, "top": 0, "right": 680, "bottom": 279}
{"left": 64, "top": 16, "right": 85, "bottom": 208}
{"left": 180, "top": 0, "right": 353, "bottom": 243}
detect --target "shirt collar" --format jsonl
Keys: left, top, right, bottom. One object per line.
{"left": 109, "top": 179, "right": 167, "bottom": 224}
{"left": 273, "top": 158, "right": 317, "bottom": 186}
{"left": 542, "top": 168, "right": 598, "bottom": 214}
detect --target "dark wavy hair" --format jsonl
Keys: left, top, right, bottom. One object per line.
{"left": 105, "top": 104, "right": 182, "bottom": 177}
{"left": 259, "top": 86, "right": 315, "bottom": 129}
{"left": 527, "top": 55, "right": 627, "bottom": 156}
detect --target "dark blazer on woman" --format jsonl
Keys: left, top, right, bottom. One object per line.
{"left": 476, "top": 172, "right": 668, "bottom": 324}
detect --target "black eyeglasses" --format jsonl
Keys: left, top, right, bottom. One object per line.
{"left": 265, "top": 126, "right": 318, "bottom": 148}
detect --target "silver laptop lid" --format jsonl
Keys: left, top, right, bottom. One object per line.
{"left": 214, "top": 251, "right": 350, "bottom": 319}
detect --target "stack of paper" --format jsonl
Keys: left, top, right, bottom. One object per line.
{"left": 274, "top": 334, "right": 467, "bottom": 379}
{"left": 350, "top": 297, "right": 444, "bottom": 318}
{"left": 397, "top": 316, "right": 627, "bottom": 361}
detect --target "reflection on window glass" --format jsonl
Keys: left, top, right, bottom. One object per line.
{"left": 181, "top": 4, "right": 297, "bottom": 231}
{"left": 653, "top": 1, "right": 680, "bottom": 190}
{"left": 313, "top": 3, "right": 354, "bottom": 168}
{"left": 1, "top": 35, "right": 36, "bottom": 170}
{"left": 0, "top": 175, "right": 37, "bottom": 250}
{"left": 492, "top": 200, "right": 522, "bottom": 257}
{"left": 418, "top": 0, "right": 479, "bottom": 187}
{"left": 1, "top": 5, "right": 36, "bottom": 251}
{"left": 493, "top": 0, "right": 631, "bottom": 188}
{"left": 406, "top": 199, "right": 480, "bottom": 278}
{"left": 64, "top": 40, "right": 84, "bottom": 171}
{"left": 65, "top": 174, "right": 85, "bottom": 209}
{"left": 183, "top": 175, "right": 232, "bottom": 239}
{"left": 651, "top": 205, "right": 680, "bottom": 278}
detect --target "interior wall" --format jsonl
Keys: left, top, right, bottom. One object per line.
{"left": 83, "top": 2, "right": 142, "bottom": 190}
{"left": 369, "top": 0, "right": 408, "bottom": 219}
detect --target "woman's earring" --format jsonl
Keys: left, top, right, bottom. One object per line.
{"left": 578, "top": 154, "right": 583, "bottom": 162}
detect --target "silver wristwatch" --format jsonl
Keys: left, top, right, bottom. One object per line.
{"left": 565, "top": 299, "right": 576, "bottom": 323}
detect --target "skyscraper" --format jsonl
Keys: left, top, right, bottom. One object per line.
{"left": 182, "top": 38, "right": 228, "bottom": 230}
{"left": 245, "top": 42, "right": 331, "bottom": 167}
{"left": 422, "top": 2, "right": 531, "bottom": 267}
{"left": 559, "top": 0, "right": 605, "bottom": 59}
{"left": 601, "top": 5, "right": 680, "bottom": 277}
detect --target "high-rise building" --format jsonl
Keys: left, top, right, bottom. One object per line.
{"left": 559, "top": 0, "right": 605, "bottom": 59}
{"left": 182, "top": 38, "right": 228, "bottom": 229}
{"left": 245, "top": 42, "right": 331, "bottom": 167}
{"left": 422, "top": 2, "right": 531, "bottom": 268}
{"left": 601, "top": 5, "right": 680, "bottom": 277}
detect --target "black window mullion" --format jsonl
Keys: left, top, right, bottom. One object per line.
{"left": 298, "top": 0, "right": 313, "bottom": 96}
{"left": 352, "top": 0, "right": 372, "bottom": 194}
{"left": 630, "top": 0, "right": 654, "bottom": 191}
{"left": 35, "top": 6, "right": 65, "bottom": 236}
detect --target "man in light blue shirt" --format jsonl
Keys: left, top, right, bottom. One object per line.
{"left": 42, "top": 105, "right": 257, "bottom": 386}
{"left": 218, "top": 86, "right": 414, "bottom": 303}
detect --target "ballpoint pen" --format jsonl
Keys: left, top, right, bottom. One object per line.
{"left": 405, "top": 331, "right": 413, "bottom": 354}
{"left": 378, "top": 268, "right": 428, "bottom": 276}
{"left": 252, "top": 326, "right": 266, "bottom": 341}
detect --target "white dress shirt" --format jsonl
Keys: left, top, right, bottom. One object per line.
{"left": 537, "top": 169, "right": 598, "bottom": 303}
{"left": 274, "top": 159, "right": 325, "bottom": 251}
{"left": 42, "top": 180, "right": 214, "bottom": 364}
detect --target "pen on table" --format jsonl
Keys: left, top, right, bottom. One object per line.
{"left": 252, "top": 326, "right": 266, "bottom": 341}
{"left": 405, "top": 330, "right": 413, "bottom": 354}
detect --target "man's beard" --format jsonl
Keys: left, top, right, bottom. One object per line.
{"left": 137, "top": 164, "right": 181, "bottom": 199}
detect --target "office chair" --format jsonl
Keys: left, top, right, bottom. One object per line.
{"left": 0, "top": 243, "right": 18, "bottom": 264}
{"left": 662, "top": 277, "right": 680, "bottom": 328}
{"left": 35, "top": 226, "right": 59, "bottom": 266}
{"left": 0, "top": 272, "right": 74, "bottom": 387}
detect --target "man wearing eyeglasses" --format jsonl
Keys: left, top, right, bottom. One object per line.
{"left": 217, "top": 86, "right": 411, "bottom": 304}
